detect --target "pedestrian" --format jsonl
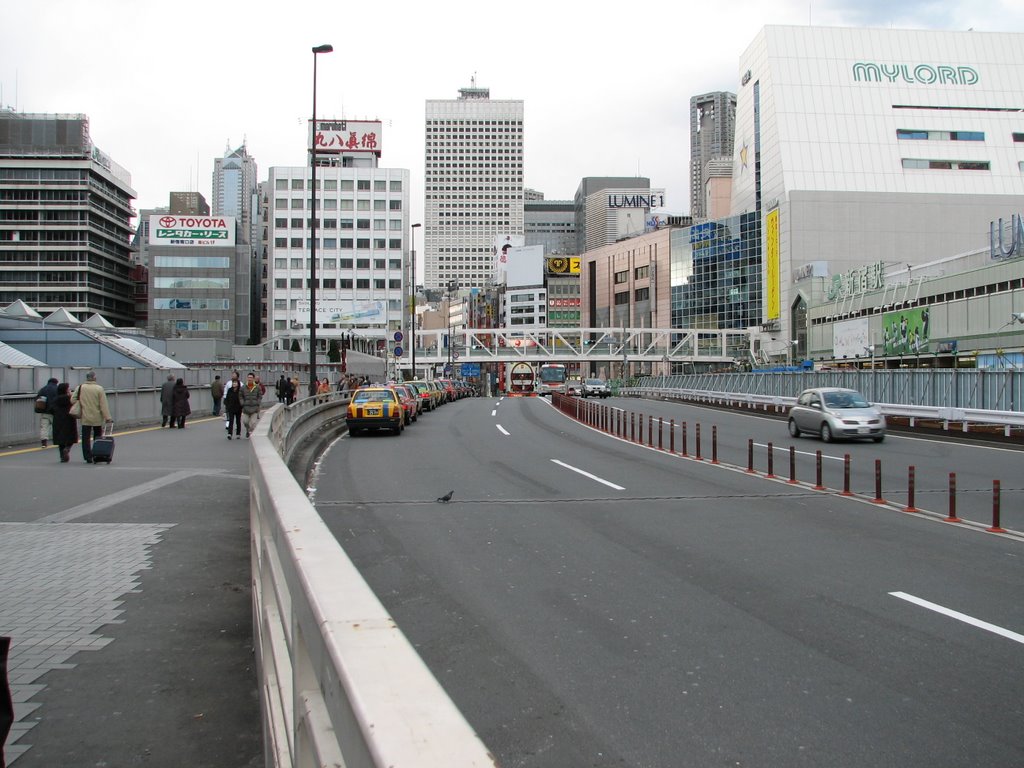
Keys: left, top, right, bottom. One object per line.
{"left": 171, "top": 378, "right": 191, "bottom": 429}
{"left": 289, "top": 376, "right": 300, "bottom": 404}
{"left": 282, "top": 374, "right": 294, "bottom": 405}
{"left": 160, "top": 373, "right": 175, "bottom": 427}
{"left": 51, "top": 382, "right": 78, "bottom": 463}
{"left": 211, "top": 375, "right": 224, "bottom": 416}
{"left": 241, "top": 372, "right": 263, "bottom": 438}
{"left": 275, "top": 374, "right": 288, "bottom": 404}
{"left": 72, "top": 371, "right": 112, "bottom": 463}
{"left": 224, "top": 370, "right": 242, "bottom": 439}
{"left": 36, "top": 376, "right": 59, "bottom": 448}
{"left": 255, "top": 375, "right": 266, "bottom": 398}
{"left": 317, "top": 377, "right": 330, "bottom": 402}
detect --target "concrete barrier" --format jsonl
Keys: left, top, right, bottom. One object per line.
{"left": 250, "top": 399, "right": 496, "bottom": 768}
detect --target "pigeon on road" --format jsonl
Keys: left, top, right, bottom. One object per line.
{"left": 436, "top": 490, "right": 454, "bottom": 503}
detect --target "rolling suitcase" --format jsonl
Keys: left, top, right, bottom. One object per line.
{"left": 92, "top": 422, "right": 115, "bottom": 464}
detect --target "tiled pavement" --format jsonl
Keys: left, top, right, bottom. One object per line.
{"left": 0, "top": 418, "right": 262, "bottom": 767}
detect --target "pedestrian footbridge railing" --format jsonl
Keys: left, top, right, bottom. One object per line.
{"left": 250, "top": 398, "right": 495, "bottom": 768}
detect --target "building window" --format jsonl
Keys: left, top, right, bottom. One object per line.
{"left": 291, "top": 199, "right": 304, "bottom": 209}
{"left": 374, "top": 180, "right": 386, "bottom": 191}
{"left": 357, "top": 239, "right": 370, "bottom": 249}
{"left": 290, "top": 238, "right": 303, "bottom": 248}
{"left": 340, "top": 199, "right": 354, "bottom": 210}
{"left": 634, "top": 265, "right": 649, "bottom": 279}
{"left": 322, "top": 279, "right": 336, "bottom": 289}
{"left": 153, "top": 277, "right": 231, "bottom": 289}
{"left": 388, "top": 238, "right": 402, "bottom": 249}
{"left": 634, "top": 287, "right": 650, "bottom": 301}
{"left": 902, "top": 158, "right": 991, "bottom": 170}
{"left": 390, "top": 180, "right": 402, "bottom": 192}
{"left": 374, "top": 239, "right": 386, "bottom": 249}
{"left": 290, "top": 218, "right": 303, "bottom": 228}
{"left": 340, "top": 180, "right": 354, "bottom": 191}
{"left": 340, "top": 239, "right": 353, "bottom": 249}
{"left": 274, "top": 258, "right": 286, "bottom": 269}
{"left": 374, "top": 279, "right": 385, "bottom": 289}
{"left": 357, "top": 200, "right": 371, "bottom": 211}
{"left": 390, "top": 219, "right": 402, "bottom": 230}
{"left": 389, "top": 200, "right": 402, "bottom": 211}
{"left": 389, "top": 279, "right": 401, "bottom": 289}
{"left": 324, "top": 179, "right": 338, "bottom": 191}
{"left": 357, "top": 258, "right": 370, "bottom": 269}
{"left": 373, "top": 199, "right": 386, "bottom": 211}
{"left": 340, "top": 258, "right": 353, "bottom": 268}
{"left": 340, "top": 278, "right": 353, "bottom": 289}
{"left": 274, "top": 279, "right": 286, "bottom": 288}
{"left": 357, "top": 278, "right": 370, "bottom": 289}
{"left": 323, "top": 238, "right": 337, "bottom": 248}
{"left": 275, "top": 198, "right": 288, "bottom": 209}
{"left": 389, "top": 258, "right": 401, "bottom": 269}
{"left": 274, "top": 238, "right": 287, "bottom": 247}
{"left": 290, "top": 278, "right": 302, "bottom": 288}
{"left": 340, "top": 219, "right": 353, "bottom": 229}
{"left": 614, "top": 291, "right": 629, "bottom": 305}
{"left": 614, "top": 270, "right": 628, "bottom": 284}
{"left": 357, "top": 219, "right": 370, "bottom": 230}
{"left": 357, "top": 180, "right": 370, "bottom": 191}
{"left": 274, "top": 218, "right": 287, "bottom": 228}
{"left": 275, "top": 179, "right": 288, "bottom": 190}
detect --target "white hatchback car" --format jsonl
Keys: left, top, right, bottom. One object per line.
{"left": 787, "top": 387, "right": 886, "bottom": 443}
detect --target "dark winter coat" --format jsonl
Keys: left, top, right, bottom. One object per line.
{"left": 171, "top": 383, "right": 191, "bottom": 418}
{"left": 37, "top": 381, "right": 59, "bottom": 414}
{"left": 160, "top": 378, "right": 176, "bottom": 417}
{"left": 51, "top": 393, "right": 79, "bottom": 446}
{"left": 224, "top": 382, "right": 242, "bottom": 414}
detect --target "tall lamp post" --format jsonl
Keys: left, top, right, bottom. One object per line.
{"left": 308, "top": 42, "right": 333, "bottom": 398}
{"left": 410, "top": 222, "right": 421, "bottom": 379}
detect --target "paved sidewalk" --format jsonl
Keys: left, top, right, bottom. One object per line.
{"left": 0, "top": 417, "right": 262, "bottom": 767}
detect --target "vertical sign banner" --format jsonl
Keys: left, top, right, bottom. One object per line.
{"left": 765, "top": 208, "right": 780, "bottom": 321}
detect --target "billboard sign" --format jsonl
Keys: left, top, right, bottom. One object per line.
{"left": 545, "top": 257, "right": 581, "bottom": 276}
{"left": 310, "top": 120, "right": 382, "bottom": 155}
{"left": 501, "top": 245, "right": 544, "bottom": 288}
{"left": 294, "top": 299, "right": 387, "bottom": 325}
{"left": 607, "top": 189, "right": 665, "bottom": 209}
{"left": 150, "top": 215, "right": 235, "bottom": 247}
{"left": 882, "top": 307, "right": 931, "bottom": 355}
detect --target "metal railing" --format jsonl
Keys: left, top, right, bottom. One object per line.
{"left": 625, "top": 369, "right": 1024, "bottom": 435}
{"left": 250, "top": 398, "right": 495, "bottom": 767}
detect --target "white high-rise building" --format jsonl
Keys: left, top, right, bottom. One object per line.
{"left": 732, "top": 25, "right": 1024, "bottom": 343}
{"left": 264, "top": 141, "right": 409, "bottom": 351}
{"left": 424, "top": 83, "right": 524, "bottom": 290}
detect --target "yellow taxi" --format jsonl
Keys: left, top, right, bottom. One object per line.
{"left": 346, "top": 387, "right": 404, "bottom": 435}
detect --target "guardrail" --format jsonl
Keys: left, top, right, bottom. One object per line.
{"left": 250, "top": 397, "right": 496, "bottom": 768}
{"left": 621, "top": 386, "right": 1024, "bottom": 436}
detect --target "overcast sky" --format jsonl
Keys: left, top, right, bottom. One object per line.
{"left": 3, "top": 0, "right": 1022, "bottom": 231}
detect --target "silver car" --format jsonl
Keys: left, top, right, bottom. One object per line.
{"left": 787, "top": 387, "right": 886, "bottom": 443}
{"left": 581, "top": 378, "right": 610, "bottom": 398}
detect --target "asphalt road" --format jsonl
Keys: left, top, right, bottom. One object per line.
{"left": 313, "top": 395, "right": 1024, "bottom": 768}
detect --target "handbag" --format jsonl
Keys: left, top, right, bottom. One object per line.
{"left": 69, "top": 387, "right": 82, "bottom": 418}
{"left": 35, "top": 396, "right": 49, "bottom": 413}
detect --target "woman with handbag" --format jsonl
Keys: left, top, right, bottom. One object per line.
{"left": 51, "top": 382, "right": 78, "bottom": 463}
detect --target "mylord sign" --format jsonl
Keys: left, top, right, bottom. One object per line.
{"left": 607, "top": 190, "right": 665, "bottom": 209}
{"left": 852, "top": 62, "right": 979, "bottom": 85}
{"left": 150, "top": 215, "right": 235, "bottom": 247}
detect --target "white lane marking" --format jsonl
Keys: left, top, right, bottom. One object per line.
{"left": 492, "top": 409, "right": 497, "bottom": 416}
{"left": 551, "top": 459, "right": 625, "bottom": 490}
{"left": 497, "top": 424, "right": 510, "bottom": 436}
{"left": 752, "top": 441, "right": 846, "bottom": 462}
{"left": 890, "top": 591, "right": 1024, "bottom": 645}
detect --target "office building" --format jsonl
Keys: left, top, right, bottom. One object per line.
{"left": 424, "top": 82, "right": 524, "bottom": 290}
{"left": 0, "top": 111, "right": 136, "bottom": 325}
{"left": 573, "top": 177, "right": 654, "bottom": 253}
{"left": 212, "top": 143, "right": 259, "bottom": 342}
{"left": 690, "top": 92, "right": 736, "bottom": 220}
{"left": 264, "top": 118, "right": 409, "bottom": 354}
{"left": 525, "top": 198, "right": 575, "bottom": 256}
{"left": 732, "top": 25, "right": 1024, "bottom": 346}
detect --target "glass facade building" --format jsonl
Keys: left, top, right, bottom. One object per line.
{"left": 670, "top": 212, "right": 762, "bottom": 332}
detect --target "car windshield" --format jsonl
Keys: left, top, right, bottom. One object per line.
{"left": 823, "top": 391, "right": 870, "bottom": 409}
{"left": 586, "top": 379, "right": 604, "bottom": 385}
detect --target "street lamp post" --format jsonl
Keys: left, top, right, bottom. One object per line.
{"left": 410, "top": 222, "right": 421, "bottom": 379}
{"left": 308, "top": 42, "right": 333, "bottom": 398}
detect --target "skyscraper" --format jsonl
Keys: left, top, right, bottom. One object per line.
{"left": 212, "top": 142, "right": 259, "bottom": 342}
{"left": 424, "top": 82, "right": 524, "bottom": 289}
{"left": 0, "top": 111, "right": 136, "bottom": 324}
{"left": 689, "top": 91, "right": 736, "bottom": 220}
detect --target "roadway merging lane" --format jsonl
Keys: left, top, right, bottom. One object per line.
{"left": 312, "top": 396, "right": 1024, "bottom": 767}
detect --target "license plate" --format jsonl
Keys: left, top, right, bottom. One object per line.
{"left": 858, "top": 426, "right": 870, "bottom": 434}
{"left": 366, "top": 408, "right": 380, "bottom": 416}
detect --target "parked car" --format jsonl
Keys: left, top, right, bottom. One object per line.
{"left": 407, "top": 380, "right": 437, "bottom": 411}
{"left": 581, "top": 378, "right": 610, "bottom": 398}
{"left": 346, "top": 387, "right": 404, "bottom": 436}
{"left": 389, "top": 383, "right": 419, "bottom": 424}
{"left": 787, "top": 387, "right": 885, "bottom": 443}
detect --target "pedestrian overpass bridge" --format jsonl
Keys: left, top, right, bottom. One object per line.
{"left": 406, "top": 326, "right": 752, "bottom": 368}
